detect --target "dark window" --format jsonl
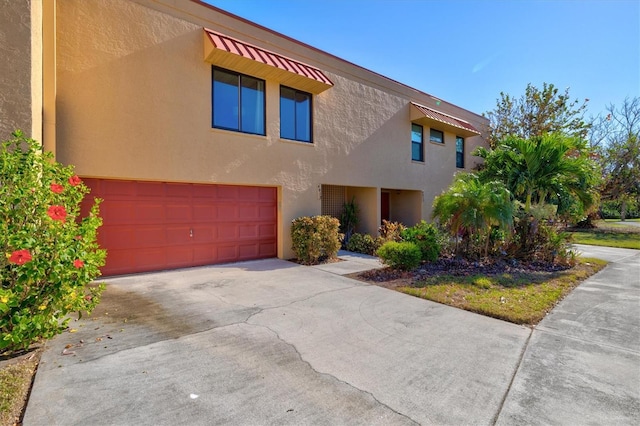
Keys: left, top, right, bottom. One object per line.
{"left": 456, "top": 136, "right": 465, "bottom": 168}
{"left": 280, "top": 86, "right": 312, "bottom": 142}
{"left": 430, "top": 128, "right": 444, "bottom": 144}
{"left": 212, "top": 67, "right": 265, "bottom": 135}
{"left": 411, "top": 123, "right": 424, "bottom": 161}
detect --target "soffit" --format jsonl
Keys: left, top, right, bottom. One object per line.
{"left": 203, "top": 28, "right": 333, "bottom": 94}
{"left": 410, "top": 102, "right": 480, "bottom": 137}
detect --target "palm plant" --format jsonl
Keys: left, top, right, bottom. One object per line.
{"left": 475, "top": 133, "right": 599, "bottom": 220}
{"left": 432, "top": 173, "right": 513, "bottom": 258}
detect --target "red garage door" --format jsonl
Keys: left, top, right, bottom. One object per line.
{"left": 81, "top": 179, "right": 277, "bottom": 276}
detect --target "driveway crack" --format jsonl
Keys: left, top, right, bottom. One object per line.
{"left": 247, "top": 321, "right": 420, "bottom": 425}
{"left": 492, "top": 326, "right": 534, "bottom": 425}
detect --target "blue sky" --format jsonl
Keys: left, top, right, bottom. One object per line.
{"left": 205, "top": 0, "right": 639, "bottom": 119}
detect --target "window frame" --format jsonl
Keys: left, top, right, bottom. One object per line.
{"left": 456, "top": 136, "right": 465, "bottom": 168}
{"left": 279, "top": 85, "right": 313, "bottom": 143}
{"left": 411, "top": 123, "right": 424, "bottom": 162}
{"left": 211, "top": 66, "right": 266, "bottom": 136}
{"left": 429, "top": 128, "right": 444, "bottom": 144}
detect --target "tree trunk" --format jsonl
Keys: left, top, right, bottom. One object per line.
{"left": 621, "top": 199, "right": 627, "bottom": 221}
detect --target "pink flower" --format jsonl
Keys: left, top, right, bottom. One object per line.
{"left": 47, "top": 205, "right": 67, "bottom": 223}
{"left": 50, "top": 183, "right": 64, "bottom": 194}
{"left": 9, "top": 249, "right": 32, "bottom": 265}
{"left": 73, "top": 259, "right": 84, "bottom": 269}
{"left": 68, "top": 175, "right": 82, "bottom": 186}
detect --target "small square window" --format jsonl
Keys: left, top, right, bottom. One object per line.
{"left": 411, "top": 123, "right": 423, "bottom": 162}
{"left": 430, "top": 128, "right": 444, "bottom": 144}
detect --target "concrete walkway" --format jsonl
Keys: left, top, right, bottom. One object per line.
{"left": 23, "top": 247, "right": 639, "bottom": 425}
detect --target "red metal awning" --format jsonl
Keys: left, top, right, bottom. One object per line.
{"left": 411, "top": 102, "right": 480, "bottom": 137}
{"left": 204, "top": 28, "right": 333, "bottom": 94}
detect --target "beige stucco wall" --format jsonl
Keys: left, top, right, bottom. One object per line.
{"left": 55, "top": 0, "right": 489, "bottom": 259}
{"left": 0, "top": 0, "right": 42, "bottom": 141}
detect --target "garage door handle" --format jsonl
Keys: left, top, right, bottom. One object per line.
{"left": 190, "top": 229, "right": 193, "bottom": 238}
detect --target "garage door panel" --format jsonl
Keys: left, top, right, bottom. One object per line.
{"left": 239, "top": 224, "right": 257, "bottom": 238}
{"left": 259, "top": 224, "right": 276, "bottom": 238}
{"left": 166, "top": 226, "right": 191, "bottom": 245}
{"left": 165, "top": 183, "right": 192, "bottom": 197}
{"left": 136, "top": 203, "right": 165, "bottom": 223}
{"left": 193, "top": 205, "right": 216, "bottom": 221}
{"left": 217, "top": 205, "right": 237, "bottom": 220}
{"left": 81, "top": 178, "right": 277, "bottom": 275}
{"left": 135, "top": 227, "right": 167, "bottom": 247}
{"left": 239, "top": 205, "right": 258, "bottom": 220}
{"left": 136, "top": 181, "right": 165, "bottom": 197}
{"left": 217, "top": 245, "right": 238, "bottom": 262}
{"left": 218, "top": 225, "right": 238, "bottom": 240}
{"left": 103, "top": 201, "right": 135, "bottom": 224}
{"left": 217, "top": 185, "right": 238, "bottom": 199}
{"left": 259, "top": 242, "right": 277, "bottom": 257}
{"left": 101, "top": 227, "right": 135, "bottom": 249}
{"left": 136, "top": 248, "right": 167, "bottom": 270}
{"left": 165, "top": 204, "right": 192, "bottom": 222}
{"left": 258, "top": 205, "right": 276, "bottom": 220}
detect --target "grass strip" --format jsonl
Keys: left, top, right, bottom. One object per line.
{"left": 399, "top": 258, "right": 607, "bottom": 325}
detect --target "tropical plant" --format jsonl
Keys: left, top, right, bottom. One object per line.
{"left": 377, "top": 220, "right": 405, "bottom": 244}
{"left": 432, "top": 173, "right": 514, "bottom": 258}
{"left": 339, "top": 196, "right": 359, "bottom": 246}
{"left": 475, "top": 133, "right": 600, "bottom": 221}
{"left": 1, "top": 131, "right": 105, "bottom": 352}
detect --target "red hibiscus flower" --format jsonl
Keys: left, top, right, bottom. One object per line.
{"left": 9, "top": 249, "right": 32, "bottom": 265}
{"left": 68, "top": 175, "right": 82, "bottom": 186}
{"left": 73, "top": 259, "right": 84, "bottom": 269}
{"left": 50, "top": 183, "right": 64, "bottom": 194}
{"left": 47, "top": 205, "right": 67, "bottom": 223}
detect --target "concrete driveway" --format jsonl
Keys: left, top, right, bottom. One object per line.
{"left": 23, "top": 247, "right": 639, "bottom": 425}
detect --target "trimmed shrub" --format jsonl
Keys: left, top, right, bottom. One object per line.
{"left": 400, "top": 220, "right": 440, "bottom": 262}
{"left": 291, "top": 215, "right": 341, "bottom": 264}
{"left": 1, "top": 131, "right": 106, "bottom": 353}
{"left": 346, "top": 233, "right": 377, "bottom": 255}
{"left": 377, "top": 241, "right": 421, "bottom": 270}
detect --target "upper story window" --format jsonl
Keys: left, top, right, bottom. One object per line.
{"left": 411, "top": 123, "right": 424, "bottom": 162}
{"left": 430, "top": 128, "right": 444, "bottom": 144}
{"left": 456, "top": 137, "right": 465, "bottom": 168}
{"left": 212, "top": 67, "right": 265, "bottom": 135}
{"left": 280, "top": 86, "right": 312, "bottom": 142}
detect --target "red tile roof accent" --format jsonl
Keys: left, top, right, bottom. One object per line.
{"left": 204, "top": 28, "right": 333, "bottom": 87}
{"left": 411, "top": 102, "right": 480, "bottom": 135}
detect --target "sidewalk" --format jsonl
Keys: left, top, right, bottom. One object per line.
{"left": 497, "top": 245, "right": 640, "bottom": 424}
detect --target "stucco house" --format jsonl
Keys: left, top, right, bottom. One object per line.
{"left": 1, "top": 0, "right": 489, "bottom": 276}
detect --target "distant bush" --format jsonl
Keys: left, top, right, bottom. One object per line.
{"left": 377, "top": 241, "right": 421, "bottom": 270}
{"left": 400, "top": 220, "right": 440, "bottom": 262}
{"left": 291, "top": 215, "right": 341, "bottom": 264}
{"left": 346, "top": 233, "right": 377, "bottom": 255}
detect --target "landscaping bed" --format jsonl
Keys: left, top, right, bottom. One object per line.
{"left": 349, "top": 257, "right": 607, "bottom": 325}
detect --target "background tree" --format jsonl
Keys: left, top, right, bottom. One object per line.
{"left": 485, "top": 83, "right": 590, "bottom": 148}
{"left": 589, "top": 97, "right": 640, "bottom": 220}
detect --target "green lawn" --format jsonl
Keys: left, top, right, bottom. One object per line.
{"left": 570, "top": 231, "right": 640, "bottom": 249}
{"left": 399, "top": 258, "right": 607, "bottom": 325}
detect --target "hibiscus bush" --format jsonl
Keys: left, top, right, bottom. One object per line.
{"left": 0, "top": 130, "right": 106, "bottom": 353}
